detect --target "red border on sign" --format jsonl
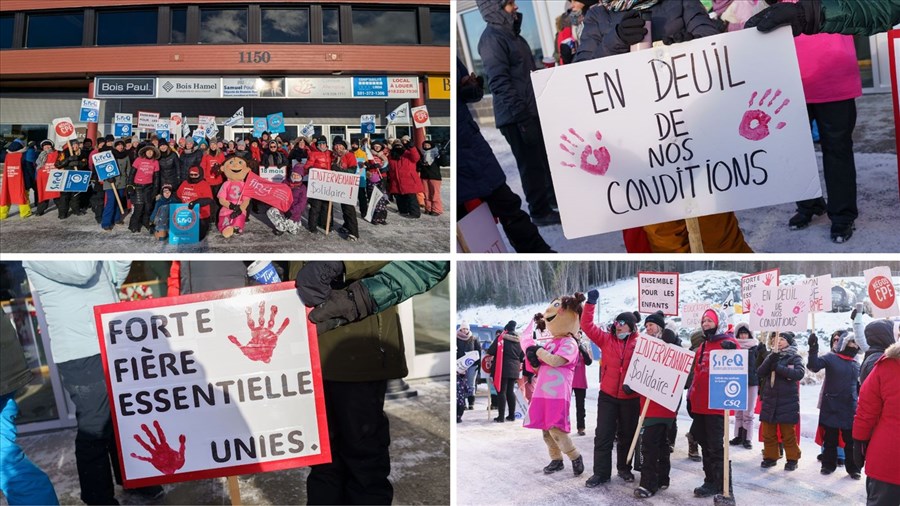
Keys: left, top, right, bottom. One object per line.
{"left": 93, "top": 281, "right": 331, "bottom": 488}
{"left": 740, "top": 268, "right": 780, "bottom": 311}
{"left": 889, "top": 30, "right": 900, "bottom": 198}
{"left": 637, "top": 271, "right": 680, "bottom": 316}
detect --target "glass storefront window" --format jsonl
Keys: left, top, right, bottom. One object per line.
{"left": 323, "top": 7, "right": 340, "bottom": 43}
{"left": 0, "top": 15, "right": 14, "bottom": 49}
{"left": 262, "top": 8, "right": 310, "bottom": 43}
{"left": 412, "top": 277, "right": 450, "bottom": 354}
{"left": 0, "top": 124, "right": 49, "bottom": 152}
{"left": 96, "top": 9, "right": 157, "bottom": 46}
{"left": 200, "top": 8, "right": 247, "bottom": 44}
{"left": 460, "top": 9, "right": 488, "bottom": 80}
{"left": 460, "top": 5, "right": 544, "bottom": 88}
{"left": 26, "top": 12, "right": 83, "bottom": 48}
{"left": 351, "top": 8, "right": 418, "bottom": 45}
{"left": 329, "top": 126, "right": 347, "bottom": 144}
{"left": 171, "top": 7, "right": 187, "bottom": 44}
{"left": 430, "top": 9, "right": 450, "bottom": 46}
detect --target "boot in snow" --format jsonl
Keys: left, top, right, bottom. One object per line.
{"left": 686, "top": 433, "right": 702, "bottom": 462}
{"left": 543, "top": 460, "right": 564, "bottom": 474}
{"left": 730, "top": 427, "right": 745, "bottom": 446}
{"left": 572, "top": 455, "right": 585, "bottom": 476}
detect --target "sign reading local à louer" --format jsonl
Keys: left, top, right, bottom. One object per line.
{"left": 98, "top": 76, "right": 420, "bottom": 99}
{"left": 531, "top": 27, "right": 821, "bottom": 239}
{"left": 93, "top": 283, "right": 331, "bottom": 488}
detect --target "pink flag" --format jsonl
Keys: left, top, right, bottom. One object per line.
{"left": 242, "top": 172, "right": 293, "bottom": 212}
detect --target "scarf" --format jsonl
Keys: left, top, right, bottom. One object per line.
{"left": 600, "top": 0, "right": 660, "bottom": 12}
{"left": 735, "top": 337, "right": 757, "bottom": 350}
{"left": 422, "top": 147, "right": 440, "bottom": 165}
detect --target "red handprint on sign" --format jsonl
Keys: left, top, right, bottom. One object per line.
{"left": 130, "top": 420, "right": 186, "bottom": 475}
{"left": 762, "top": 273, "right": 775, "bottom": 286}
{"left": 228, "top": 301, "right": 290, "bottom": 363}
{"left": 755, "top": 307, "right": 765, "bottom": 317}
{"left": 792, "top": 301, "right": 806, "bottom": 315}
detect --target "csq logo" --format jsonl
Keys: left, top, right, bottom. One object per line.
{"left": 172, "top": 208, "right": 196, "bottom": 231}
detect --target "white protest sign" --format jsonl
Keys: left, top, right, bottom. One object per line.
{"left": 681, "top": 302, "right": 711, "bottom": 329}
{"left": 741, "top": 269, "right": 779, "bottom": 313}
{"left": 51, "top": 117, "right": 78, "bottom": 148}
{"left": 531, "top": 27, "right": 821, "bottom": 239}
{"left": 749, "top": 284, "right": 811, "bottom": 332}
{"left": 260, "top": 166, "right": 287, "bottom": 184}
{"left": 864, "top": 266, "right": 899, "bottom": 318}
{"left": 801, "top": 274, "right": 832, "bottom": 313}
{"left": 170, "top": 113, "right": 183, "bottom": 139}
{"left": 137, "top": 111, "right": 159, "bottom": 130}
{"left": 363, "top": 185, "right": 385, "bottom": 223}
{"left": 623, "top": 333, "right": 695, "bottom": 412}
{"left": 721, "top": 291, "right": 736, "bottom": 321}
{"left": 198, "top": 115, "right": 216, "bottom": 127}
{"left": 411, "top": 105, "right": 432, "bottom": 128}
{"left": 637, "top": 272, "right": 679, "bottom": 315}
{"left": 204, "top": 121, "right": 219, "bottom": 139}
{"left": 307, "top": 168, "right": 359, "bottom": 205}
{"left": 456, "top": 201, "right": 508, "bottom": 253}
{"left": 94, "top": 283, "right": 331, "bottom": 488}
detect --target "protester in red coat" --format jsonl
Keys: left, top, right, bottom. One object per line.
{"left": 580, "top": 289, "right": 640, "bottom": 488}
{"left": 853, "top": 342, "right": 900, "bottom": 505}
{"left": 387, "top": 139, "right": 423, "bottom": 218}
{"left": 304, "top": 136, "right": 335, "bottom": 235}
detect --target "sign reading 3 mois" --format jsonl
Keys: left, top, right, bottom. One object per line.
{"left": 95, "top": 77, "right": 157, "bottom": 98}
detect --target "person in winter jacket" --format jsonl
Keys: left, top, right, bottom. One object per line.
{"left": 388, "top": 138, "right": 423, "bottom": 219}
{"left": 580, "top": 289, "right": 641, "bottom": 487}
{"left": 176, "top": 166, "right": 214, "bottom": 240}
{"left": 746, "top": 0, "right": 900, "bottom": 37}
{"left": 523, "top": 294, "right": 587, "bottom": 478}
{"left": 574, "top": 0, "right": 753, "bottom": 254}
{"left": 486, "top": 320, "right": 525, "bottom": 422}
{"left": 688, "top": 308, "right": 739, "bottom": 497}
{"left": 476, "top": 0, "right": 560, "bottom": 225}
{"left": 456, "top": 59, "right": 553, "bottom": 252}
{"left": 457, "top": 322, "right": 479, "bottom": 410}
{"left": 149, "top": 184, "right": 179, "bottom": 240}
{"left": 127, "top": 144, "right": 161, "bottom": 233}
{"left": 853, "top": 341, "right": 900, "bottom": 506}
{"left": 859, "top": 319, "right": 897, "bottom": 385}
{"left": 417, "top": 140, "right": 444, "bottom": 216}
{"left": 201, "top": 141, "right": 226, "bottom": 218}
{"left": 331, "top": 139, "right": 361, "bottom": 241}
{"left": 573, "top": 330, "right": 593, "bottom": 435}
{"left": 0, "top": 315, "right": 59, "bottom": 506}
{"left": 100, "top": 140, "right": 131, "bottom": 231}
{"left": 156, "top": 140, "right": 183, "bottom": 189}
{"left": 304, "top": 136, "right": 334, "bottom": 234}
{"left": 365, "top": 141, "right": 390, "bottom": 225}
{"left": 731, "top": 322, "right": 761, "bottom": 449}
{"left": 33, "top": 140, "right": 57, "bottom": 216}
{"left": 683, "top": 329, "right": 705, "bottom": 462}
{"left": 631, "top": 311, "right": 681, "bottom": 498}
{"left": 758, "top": 331, "right": 805, "bottom": 471}
{"left": 53, "top": 141, "right": 89, "bottom": 220}
{"left": 179, "top": 137, "right": 203, "bottom": 181}
{"left": 807, "top": 330, "right": 862, "bottom": 478}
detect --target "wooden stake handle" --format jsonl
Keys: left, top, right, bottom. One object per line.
{"left": 227, "top": 476, "right": 241, "bottom": 506}
{"left": 686, "top": 217, "right": 704, "bottom": 253}
{"left": 109, "top": 182, "right": 125, "bottom": 215}
{"left": 626, "top": 399, "right": 650, "bottom": 465}
{"left": 325, "top": 201, "right": 333, "bottom": 235}
{"left": 723, "top": 413, "right": 731, "bottom": 498}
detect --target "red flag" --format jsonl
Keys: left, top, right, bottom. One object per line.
{"left": 36, "top": 151, "right": 61, "bottom": 202}
{"left": 493, "top": 331, "right": 505, "bottom": 394}
{"left": 242, "top": 172, "right": 293, "bottom": 212}
{"left": 1, "top": 152, "right": 29, "bottom": 207}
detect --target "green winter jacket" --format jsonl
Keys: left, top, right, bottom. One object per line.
{"left": 0, "top": 316, "right": 32, "bottom": 397}
{"left": 289, "top": 261, "right": 450, "bottom": 382}
{"left": 820, "top": 0, "right": 900, "bottom": 36}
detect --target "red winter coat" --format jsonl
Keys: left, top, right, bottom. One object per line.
{"left": 388, "top": 147, "right": 423, "bottom": 195}
{"left": 201, "top": 151, "right": 225, "bottom": 186}
{"left": 853, "top": 344, "right": 900, "bottom": 486}
{"left": 580, "top": 302, "right": 639, "bottom": 400}
{"left": 304, "top": 148, "right": 333, "bottom": 172}
{"left": 688, "top": 334, "right": 740, "bottom": 416}
{"left": 640, "top": 396, "right": 676, "bottom": 420}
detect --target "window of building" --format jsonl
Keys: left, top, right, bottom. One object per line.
{"left": 351, "top": 8, "right": 418, "bottom": 45}
{"left": 261, "top": 7, "right": 309, "bottom": 43}
{"left": 200, "top": 8, "right": 247, "bottom": 44}
{"left": 323, "top": 7, "right": 340, "bottom": 43}
{"left": 0, "top": 15, "right": 14, "bottom": 49}
{"left": 329, "top": 126, "right": 347, "bottom": 144}
{"left": 170, "top": 7, "right": 187, "bottom": 44}
{"left": 26, "top": 12, "right": 84, "bottom": 48}
{"left": 430, "top": 9, "right": 450, "bottom": 46}
{"left": 96, "top": 9, "right": 158, "bottom": 46}
{"left": 0, "top": 125, "right": 49, "bottom": 151}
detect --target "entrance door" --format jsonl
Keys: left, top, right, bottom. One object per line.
{"left": 346, "top": 126, "right": 386, "bottom": 145}
{"left": 225, "top": 126, "right": 253, "bottom": 142}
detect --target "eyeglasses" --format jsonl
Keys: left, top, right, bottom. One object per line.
{"left": 615, "top": 320, "right": 628, "bottom": 326}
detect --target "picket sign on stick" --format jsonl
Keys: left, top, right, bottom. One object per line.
{"left": 723, "top": 416, "right": 731, "bottom": 499}
{"left": 686, "top": 218, "right": 704, "bottom": 253}
{"left": 325, "top": 202, "right": 333, "bottom": 234}
{"left": 109, "top": 182, "right": 125, "bottom": 215}
{"left": 227, "top": 476, "right": 241, "bottom": 505}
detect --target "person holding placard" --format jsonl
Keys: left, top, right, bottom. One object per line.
{"left": 687, "top": 308, "right": 738, "bottom": 497}
{"left": 388, "top": 138, "right": 423, "bottom": 220}
{"left": 100, "top": 140, "right": 131, "bottom": 231}
{"left": 757, "top": 331, "right": 805, "bottom": 471}
{"left": 53, "top": 141, "right": 88, "bottom": 220}
{"left": 746, "top": 0, "right": 900, "bottom": 37}
{"left": 730, "top": 323, "right": 761, "bottom": 450}
{"left": 127, "top": 145, "right": 161, "bottom": 234}
{"left": 332, "top": 138, "right": 362, "bottom": 241}
{"left": 580, "top": 290, "right": 642, "bottom": 487}
{"left": 201, "top": 140, "right": 225, "bottom": 218}
{"left": 859, "top": 319, "right": 897, "bottom": 385}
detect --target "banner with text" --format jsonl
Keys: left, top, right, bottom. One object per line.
{"left": 637, "top": 272, "right": 679, "bottom": 315}
{"left": 623, "top": 333, "right": 695, "bottom": 412}
{"left": 741, "top": 269, "right": 780, "bottom": 313}
{"left": 681, "top": 302, "right": 711, "bottom": 329}
{"left": 749, "top": 284, "right": 811, "bottom": 332}
{"left": 137, "top": 111, "right": 160, "bottom": 131}
{"left": 307, "top": 169, "right": 360, "bottom": 206}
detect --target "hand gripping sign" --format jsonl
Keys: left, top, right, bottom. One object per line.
{"left": 530, "top": 28, "right": 821, "bottom": 239}
{"left": 94, "top": 283, "right": 331, "bottom": 488}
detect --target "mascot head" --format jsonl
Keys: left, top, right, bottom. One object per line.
{"left": 221, "top": 154, "right": 254, "bottom": 182}
{"left": 534, "top": 292, "right": 586, "bottom": 338}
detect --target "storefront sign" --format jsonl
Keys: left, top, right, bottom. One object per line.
{"left": 387, "top": 77, "right": 419, "bottom": 99}
{"left": 637, "top": 272, "right": 679, "bottom": 316}
{"left": 114, "top": 113, "right": 133, "bottom": 137}
{"left": 80, "top": 98, "right": 100, "bottom": 123}
{"left": 427, "top": 76, "right": 450, "bottom": 100}
{"left": 307, "top": 168, "right": 359, "bottom": 206}
{"left": 353, "top": 77, "right": 389, "bottom": 97}
{"left": 138, "top": 111, "right": 160, "bottom": 131}
{"left": 222, "top": 77, "right": 260, "bottom": 98}
{"left": 94, "top": 77, "right": 156, "bottom": 98}
{"left": 157, "top": 77, "right": 221, "bottom": 99}
{"left": 94, "top": 283, "right": 330, "bottom": 487}
{"left": 286, "top": 77, "right": 353, "bottom": 99}
{"left": 45, "top": 169, "right": 91, "bottom": 192}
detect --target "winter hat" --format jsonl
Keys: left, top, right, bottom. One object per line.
{"left": 615, "top": 311, "right": 641, "bottom": 333}
{"left": 504, "top": 320, "right": 517, "bottom": 333}
{"left": 114, "top": 139, "right": 126, "bottom": 147}
{"left": 7, "top": 139, "right": 24, "bottom": 151}
{"left": 40, "top": 139, "right": 53, "bottom": 148}
{"left": 333, "top": 137, "right": 347, "bottom": 149}
{"left": 161, "top": 183, "right": 173, "bottom": 193}
{"left": 645, "top": 310, "right": 666, "bottom": 330}
{"left": 401, "top": 135, "right": 411, "bottom": 143}
{"left": 779, "top": 331, "right": 796, "bottom": 346}
{"left": 316, "top": 135, "right": 328, "bottom": 145}
{"left": 188, "top": 166, "right": 201, "bottom": 178}
{"left": 392, "top": 139, "right": 404, "bottom": 148}
{"left": 702, "top": 309, "right": 719, "bottom": 329}
{"left": 459, "top": 321, "right": 471, "bottom": 333}
{"left": 142, "top": 145, "right": 160, "bottom": 159}
{"left": 185, "top": 136, "right": 195, "bottom": 146}
{"left": 104, "top": 134, "right": 115, "bottom": 143}
{"left": 237, "top": 139, "right": 246, "bottom": 148}
{"left": 735, "top": 323, "right": 752, "bottom": 338}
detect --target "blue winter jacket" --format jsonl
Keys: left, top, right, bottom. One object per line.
{"left": 808, "top": 348, "right": 859, "bottom": 429}
{"left": 457, "top": 58, "right": 507, "bottom": 203}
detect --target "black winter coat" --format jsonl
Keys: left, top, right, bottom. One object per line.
{"left": 747, "top": 346, "right": 761, "bottom": 387}
{"left": 487, "top": 333, "right": 524, "bottom": 379}
{"left": 54, "top": 149, "right": 88, "bottom": 171}
{"left": 808, "top": 348, "right": 859, "bottom": 429}
{"left": 861, "top": 319, "right": 895, "bottom": 385}
{"left": 180, "top": 147, "right": 204, "bottom": 174}
{"left": 757, "top": 350, "right": 804, "bottom": 424}
{"left": 457, "top": 59, "right": 506, "bottom": 203}
{"left": 157, "top": 150, "right": 183, "bottom": 188}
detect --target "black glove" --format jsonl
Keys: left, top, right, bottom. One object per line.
{"left": 853, "top": 439, "right": 867, "bottom": 469}
{"left": 745, "top": 0, "right": 820, "bottom": 36}
{"left": 587, "top": 289, "right": 600, "bottom": 305}
{"left": 525, "top": 345, "right": 542, "bottom": 368}
{"left": 622, "top": 384, "right": 634, "bottom": 395}
{"left": 663, "top": 30, "right": 695, "bottom": 46}
{"left": 295, "top": 261, "right": 346, "bottom": 307}
{"left": 229, "top": 203, "right": 241, "bottom": 212}
{"left": 616, "top": 10, "right": 648, "bottom": 46}
{"left": 807, "top": 334, "right": 819, "bottom": 349}
{"left": 229, "top": 208, "right": 242, "bottom": 220}
{"left": 308, "top": 280, "right": 375, "bottom": 334}
{"left": 188, "top": 201, "right": 196, "bottom": 210}
{"left": 720, "top": 340, "right": 737, "bottom": 350}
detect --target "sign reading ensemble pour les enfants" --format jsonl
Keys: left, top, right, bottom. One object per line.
{"left": 93, "top": 283, "right": 331, "bottom": 488}
{"left": 94, "top": 76, "right": 421, "bottom": 99}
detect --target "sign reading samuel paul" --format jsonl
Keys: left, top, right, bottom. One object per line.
{"left": 94, "top": 77, "right": 157, "bottom": 99}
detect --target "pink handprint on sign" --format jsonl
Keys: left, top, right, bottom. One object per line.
{"left": 792, "top": 301, "right": 806, "bottom": 315}
{"left": 755, "top": 307, "right": 765, "bottom": 317}
{"left": 559, "top": 128, "right": 611, "bottom": 176}
{"left": 738, "top": 89, "right": 790, "bottom": 141}
{"left": 130, "top": 421, "right": 186, "bottom": 475}
{"left": 228, "top": 301, "right": 290, "bottom": 363}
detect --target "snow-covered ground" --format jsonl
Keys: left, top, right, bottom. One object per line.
{"left": 482, "top": 125, "right": 900, "bottom": 253}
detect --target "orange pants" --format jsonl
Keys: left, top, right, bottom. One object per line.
{"left": 424, "top": 179, "right": 443, "bottom": 215}
{"left": 761, "top": 422, "right": 801, "bottom": 461}
{"left": 643, "top": 212, "right": 753, "bottom": 253}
